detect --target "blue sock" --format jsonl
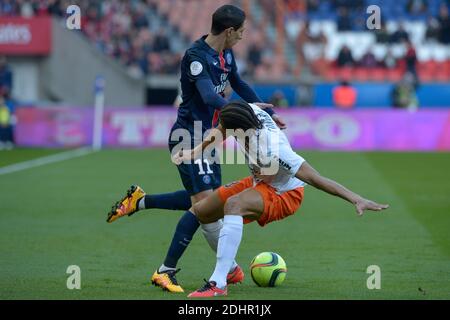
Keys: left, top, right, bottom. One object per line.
{"left": 144, "top": 190, "right": 191, "bottom": 211}
{"left": 163, "top": 211, "right": 200, "bottom": 268}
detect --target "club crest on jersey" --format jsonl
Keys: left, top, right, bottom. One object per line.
{"left": 190, "top": 61, "right": 203, "bottom": 76}
{"left": 203, "top": 175, "right": 211, "bottom": 184}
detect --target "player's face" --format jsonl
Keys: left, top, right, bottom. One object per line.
{"left": 225, "top": 24, "right": 245, "bottom": 48}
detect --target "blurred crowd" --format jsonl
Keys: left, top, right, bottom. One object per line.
{"left": 295, "top": 0, "right": 450, "bottom": 40}
{"left": 255, "top": 0, "right": 449, "bottom": 81}
{"left": 0, "top": 0, "right": 449, "bottom": 109}
{"left": 291, "top": 0, "right": 449, "bottom": 78}
{"left": 0, "top": 0, "right": 182, "bottom": 77}
{"left": 335, "top": 38, "right": 419, "bottom": 78}
{"left": 1, "top": 0, "right": 449, "bottom": 83}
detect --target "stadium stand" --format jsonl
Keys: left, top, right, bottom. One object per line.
{"left": 284, "top": 0, "right": 450, "bottom": 82}
{"left": 1, "top": 0, "right": 448, "bottom": 83}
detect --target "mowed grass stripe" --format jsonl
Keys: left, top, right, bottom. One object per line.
{"left": 0, "top": 148, "right": 68, "bottom": 167}
{"left": 0, "top": 147, "right": 93, "bottom": 176}
{"left": 364, "top": 152, "right": 450, "bottom": 256}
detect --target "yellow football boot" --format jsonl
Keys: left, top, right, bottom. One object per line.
{"left": 151, "top": 269, "right": 184, "bottom": 293}
{"left": 107, "top": 185, "right": 145, "bottom": 223}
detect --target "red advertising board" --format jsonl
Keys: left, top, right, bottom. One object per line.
{"left": 0, "top": 16, "right": 52, "bottom": 55}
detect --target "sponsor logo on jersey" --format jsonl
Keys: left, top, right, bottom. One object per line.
{"left": 213, "top": 73, "right": 229, "bottom": 94}
{"left": 278, "top": 158, "right": 292, "bottom": 171}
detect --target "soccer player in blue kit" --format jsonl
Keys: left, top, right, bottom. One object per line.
{"left": 106, "top": 4, "right": 286, "bottom": 292}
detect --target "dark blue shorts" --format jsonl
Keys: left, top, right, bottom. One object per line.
{"left": 169, "top": 141, "right": 222, "bottom": 196}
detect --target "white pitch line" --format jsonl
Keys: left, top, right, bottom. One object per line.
{"left": 0, "top": 147, "right": 95, "bottom": 176}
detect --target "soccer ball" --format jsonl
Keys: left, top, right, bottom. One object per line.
{"left": 250, "top": 252, "right": 287, "bottom": 287}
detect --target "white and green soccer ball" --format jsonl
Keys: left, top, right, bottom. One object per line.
{"left": 250, "top": 252, "right": 287, "bottom": 287}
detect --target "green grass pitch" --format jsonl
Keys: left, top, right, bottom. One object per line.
{"left": 0, "top": 148, "right": 449, "bottom": 300}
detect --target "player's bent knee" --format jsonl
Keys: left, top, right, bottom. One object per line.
{"left": 191, "top": 201, "right": 203, "bottom": 217}
{"left": 224, "top": 195, "right": 242, "bottom": 214}
{"left": 192, "top": 202, "right": 212, "bottom": 224}
{"left": 191, "top": 189, "right": 213, "bottom": 204}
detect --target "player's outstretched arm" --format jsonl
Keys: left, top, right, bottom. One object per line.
{"left": 295, "top": 162, "right": 389, "bottom": 216}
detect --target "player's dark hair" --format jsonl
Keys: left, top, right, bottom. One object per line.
{"left": 211, "top": 5, "right": 246, "bottom": 35}
{"left": 219, "top": 101, "right": 263, "bottom": 131}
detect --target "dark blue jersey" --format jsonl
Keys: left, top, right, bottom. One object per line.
{"left": 168, "top": 36, "right": 274, "bottom": 195}
{"left": 172, "top": 35, "right": 266, "bottom": 137}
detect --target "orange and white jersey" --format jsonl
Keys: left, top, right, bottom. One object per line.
{"left": 235, "top": 103, "right": 306, "bottom": 193}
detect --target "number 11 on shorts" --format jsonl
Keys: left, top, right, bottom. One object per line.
{"left": 195, "top": 159, "right": 213, "bottom": 175}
